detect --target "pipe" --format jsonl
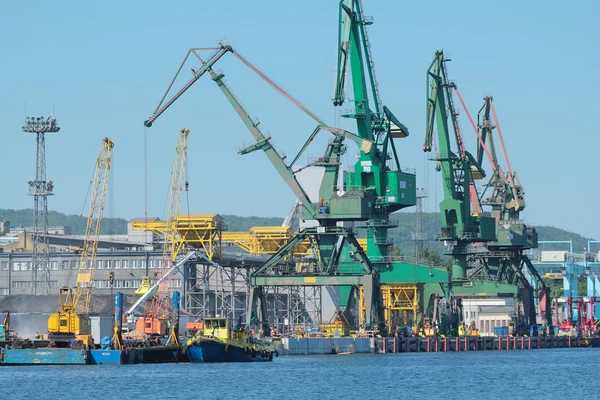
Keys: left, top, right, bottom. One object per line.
{"left": 126, "top": 250, "right": 201, "bottom": 316}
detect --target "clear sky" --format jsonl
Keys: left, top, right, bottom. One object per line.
{"left": 0, "top": 0, "right": 598, "bottom": 241}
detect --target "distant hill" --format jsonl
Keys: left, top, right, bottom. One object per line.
{"left": 221, "top": 215, "right": 284, "bottom": 232}
{"left": 0, "top": 208, "right": 128, "bottom": 236}
{"left": 389, "top": 212, "right": 595, "bottom": 256}
{"left": 533, "top": 225, "right": 594, "bottom": 254}
{"left": 0, "top": 209, "right": 592, "bottom": 254}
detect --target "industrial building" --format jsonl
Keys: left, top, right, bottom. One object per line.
{"left": 0, "top": 216, "right": 323, "bottom": 332}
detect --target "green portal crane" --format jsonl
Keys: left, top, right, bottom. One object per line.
{"left": 332, "top": 0, "right": 416, "bottom": 325}
{"left": 424, "top": 50, "right": 497, "bottom": 335}
{"left": 467, "top": 95, "right": 553, "bottom": 335}
{"left": 142, "top": 39, "right": 410, "bottom": 332}
{"left": 206, "top": 67, "right": 390, "bottom": 332}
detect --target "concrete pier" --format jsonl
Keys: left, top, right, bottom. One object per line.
{"left": 276, "top": 336, "right": 579, "bottom": 355}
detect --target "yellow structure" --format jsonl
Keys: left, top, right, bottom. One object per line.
{"left": 359, "top": 284, "right": 419, "bottom": 334}
{"left": 132, "top": 217, "right": 312, "bottom": 259}
{"left": 48, "top": 137, "right": 113, "bottom": 343}
{"left": 223, "top": 226, "right": 310, "bottom": 256}
{"left": 163, "top": 128, "right": 190, "bottom": 263}
{"left": 131, "top": 213, "right": 226, "bottom": 261}
{"left": 357, "top": 238, "right": 367, "bottom": 251}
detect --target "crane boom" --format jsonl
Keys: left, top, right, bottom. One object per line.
{"left": 155, "top": 128, "right": 190, "bottom": 321}
{"left": 74, "top": 137, "right": 114, "bottom": 314}
{"left": 145, "top": 46, "right": 231, "bottom": 127}
{"left": 165, "top": 128, "right": 190, "bottom": 262}
{"left": 126, "top": 250, "right": 203, "bottom": 317}
{"left": 208, "top": 69, "right": 318, "bottom": 217}
{"left": 425, "top": 50, "right": 495, "bottom": 280}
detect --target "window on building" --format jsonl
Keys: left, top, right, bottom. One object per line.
{"left": 471, "top": 311, "right": 475, "bottom": 318}
{"left": 114, "top": 260, "right": 121, "bottom": 270}
{"left": 14, "top": 262, "right": 28, "bottom": 271}
{"left": 123, "top": 260, "right": 129, "bottom": 269}
{"left": 0, "top": 288, "right": 9, "bottom": 295}
{"left": 106, "top": 260, "right": 112, "bottom": 270}
{"left": 71, "top": 261, "right": 78, "bottom": 270}
{"left": 480, "top": 320, "right": 484, "bottom": 332}
{"left": 1, "top": 262, "right": 8, "bottom": 271}
{"left": 51, "top": 261, "right": 58, "bottom": 271}
{"left": 132, "top": 260, "right": 138, "bottom": 269}
{"left": 157, "top": 260, "right": 162, "bottom": 269}
{"left": 62, "top": 261, "right": 69, "bottom": 270}
{"left": 491, "top": 320, "right": 496, "bottom": 331}
{"left": 27, "top": 262, "right": 32, "bottom": 270}
{"left": 485, "top": 320, "right": 489, "bottom": 334}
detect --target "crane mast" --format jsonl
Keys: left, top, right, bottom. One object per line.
{"left": 74, "top": 137, "right": 115, "bottom": 314}
{"left": 140, "top": 128, "right": 189, "bottom": 340}
{"left": 164, "top": 128, "right": 190, "bottom": 263}
{"left": 333, "top": 0, "right": 416, "bottom": 324}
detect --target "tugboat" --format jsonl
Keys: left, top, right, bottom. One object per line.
{"left": 185, "top": 317, "right": 277, "bottom": 362}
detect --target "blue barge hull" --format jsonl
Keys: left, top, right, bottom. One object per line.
{"left": 89, "top": 347, "right": 187, "bottom": 364}
{"left": 122, "top": 346, "right": 187, "bottom": 364}
{"left": 88, "top": 349, "right": 124, "bottom": 364}
{"left": 187, "top": 340, "right": 273, "bottom": 362}
{"left": 1, "top": 348, "right": 87, "bottom": 365}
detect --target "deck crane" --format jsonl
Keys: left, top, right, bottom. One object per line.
{"left": 462, "top": 95, "right": 552, "bottom": 335}
{"left": 136, "top": 128, "right": 189, "bottom": 342}
{"left": 47, "top": 137, "right": 114, "bottom": 346}
{"left": 424, "top": 50, "right": 497, "bottom": 336}
{"left": 142, "top": 38, "right": 416, "bottom": 333}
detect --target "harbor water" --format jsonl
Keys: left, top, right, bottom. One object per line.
{"left": 2, "top": 348, "right": 599, "bottom": 399}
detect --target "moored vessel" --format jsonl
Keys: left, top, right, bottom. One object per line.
{"left": 186, "top": 317, "right": 276, "bottom": 362}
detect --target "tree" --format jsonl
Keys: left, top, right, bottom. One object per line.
{"left": 419, "top": 246, "right": 451, "bottom": 268}
{"left": 578, "top": 275, "right": 588, "bottom": 296}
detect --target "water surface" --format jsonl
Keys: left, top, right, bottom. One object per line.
{"left": 2, "top": 348, "right": 597, "bottom": 399}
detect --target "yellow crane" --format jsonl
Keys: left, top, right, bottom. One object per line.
{"left": 47, "top": 137, "right": 114, "bottom": 346}
{"left": 135, "top": 128, "right": 189, "bottom": 343}
{"left": 136, "top": 128, "right": 189, "bottom": 297}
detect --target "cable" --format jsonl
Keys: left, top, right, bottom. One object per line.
{"left": 144, "top": 126, "right": 148, "bottom": 226}
{"left": 109, "top": 150, "right": 115, "bottom": 239}
{"left": 76, "top": 167, "right": 95, "bottom": 235}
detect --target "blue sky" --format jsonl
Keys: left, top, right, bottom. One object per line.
{"left": 0, "top": 0, "right": 598, "bottom": 240}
